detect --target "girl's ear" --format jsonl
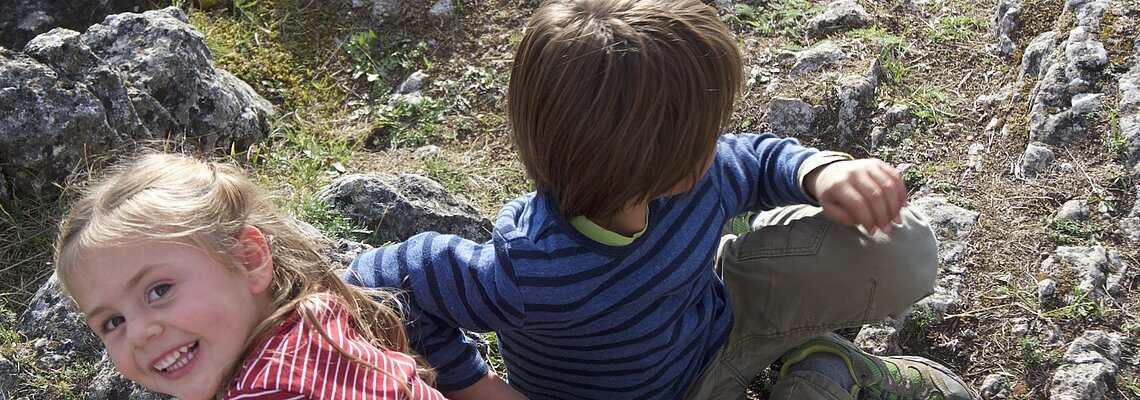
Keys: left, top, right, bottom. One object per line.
{"left": 235, "top": 226, "right": 274, "bottom": 295}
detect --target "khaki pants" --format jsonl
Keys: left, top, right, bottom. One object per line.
{"left": 682, "top": 205, "right": 939, "bottom": 400}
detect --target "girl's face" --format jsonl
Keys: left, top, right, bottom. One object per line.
{"left": 67, "top": 234, "right": 274, "bottom": 400}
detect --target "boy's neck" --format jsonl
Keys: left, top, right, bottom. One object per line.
{"left": 588, "top": 203, "right": 649, "bottom": 237}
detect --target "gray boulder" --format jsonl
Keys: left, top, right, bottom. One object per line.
{"left": 1021, "top": 31, "right": 1064, "bottom": 79}
{"left": 994, "top": 0, "right": 1022, "bottom": 59}
{"left": 0, "top": 45, "right": 136, "bottom": 198}
{"left": 1049, "top": 330, "right": 1123, "bottom": 400}
{"left": 1018, "top": 142, "right": 1054, "bottom": 179}
{"left": 835, "top": 65, "right": 879, "bottom": 147}
{"left": 0, "top": 7, "right": 273, "bottom": 201}
{"left": 1118, "top": 57, "right": 1140, "bottom": 175}
{"left": 0, "top": 0, "right": 139, "bottom": 50}
{"left": 351, "top": 0, "right": 401, "bottom": 26}
{"left": 19, "top": 274, "right": 99, "bottom": 357}
{"left": 765, "top": 97, "right": 821, "bottom": 138}
{"left": 319, "top": 173, "right": 493, "bottom": 244}
{"left": 908, "top": 196, "right": 979, "bottom": 319}
{"left": 1039, "top": 245, "right": 1128, "bottom": 301}
{"left": 789, "top": 41, "right": 844, "bottom": 77}
{"left": 86, "top": 358, "right": 169, "bottom": 400}
{"left": 805, "top": 0, "right": 873, "bottom": 41}
{"left": 0, "top": 356, "right": 17, "bottom": 398}
{"left": 82, "top": 7, "right": 272, "bottom": 152}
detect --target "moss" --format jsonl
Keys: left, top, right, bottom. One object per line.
{"left": 186, "top": 0, "right": 370, "bottom": 112}
{"left": 1099, "top": 9, "right": 1134, "bottom": 68}
{"left": 1017, "top": 0, "right": 1068, "bottom": 59}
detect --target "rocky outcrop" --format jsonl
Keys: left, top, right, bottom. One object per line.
{"left": 0, "top": 0, "right": 140, "bottom": 51}
{"left": 805, "top": 0, "right": 873, "bottom": 41}
{"left": 1049, "top": 330, "right": 1124, "bottom": 400}
{"left": 0, "top": 7, "right": 272, "bottom": 201}
{"left": 319, "top": 173, "right": 494, "bottom": 244}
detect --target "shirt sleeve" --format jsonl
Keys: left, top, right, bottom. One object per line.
{"left": 713, "top": 133, "right": 820, "bottom": 215}
{"left": 796, "top": 150, "right": 855, "bottom": 204}
{"left": 345, "top": 232, "right": 525, "bottom": 391}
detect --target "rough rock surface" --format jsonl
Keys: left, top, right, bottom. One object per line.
{"left": 0, "top": 7, "right": 272, "bottom": 202}
{"left": 0, "top": 0, "right": 139, "bottom": 51}
{"left": 319, "top": 173, "right": 493, "bottom": 244}
{"left": 1048, "top": 330, "right": 1123, "bottom": 400}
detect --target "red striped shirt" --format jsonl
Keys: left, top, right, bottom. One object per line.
{"left": 224, "top": 298, "right": 447, "bottom": 400}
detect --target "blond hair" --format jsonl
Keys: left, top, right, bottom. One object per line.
{"left": 508, "top": 0, "right": 742, "bottom": 218}
{"left": 54, "top": 153, "right": 433, "bottom": 396}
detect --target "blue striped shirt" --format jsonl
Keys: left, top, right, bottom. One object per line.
{"left": 346, "top": 133, "right": 818, "bottom": 399}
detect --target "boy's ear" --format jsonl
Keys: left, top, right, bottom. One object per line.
{"left": 235, "top": 225, "right": 274, "bottom": 294}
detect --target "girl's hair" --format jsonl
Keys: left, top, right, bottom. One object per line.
{"left": 508, "top": 0, "right": 742, "bottom": 219}
{"left": 54, "top": 152, "right": 434, "bottom": 396}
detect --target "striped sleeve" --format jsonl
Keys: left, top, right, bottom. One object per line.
{"left": 345, "top": 233, "right": 524, "bottom": 390}
{"left": 714, "top": 132, "right": 819, "bottom": 215}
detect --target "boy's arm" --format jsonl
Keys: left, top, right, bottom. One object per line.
{"left": 442, "top": 371, "right": 529, "bottom": 400}
{"left": 717, "top": 133, "right": 818, "bottom": 212}
{"left": 344, "top": 232, "right": 526, "bottom": 393}
{"left": 804, "top": 158, "right": 908, "bottom": 235}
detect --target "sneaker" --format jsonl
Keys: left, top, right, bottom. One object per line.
{"left": 726, "top": 212, "right": 756, "bottom": 235}
{"left": 778, "top": 333, "right": 978, "bottom": 400}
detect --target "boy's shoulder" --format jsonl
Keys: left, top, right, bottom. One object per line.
{"left": 495, "top": 192, "right": 563, "bottom": 243}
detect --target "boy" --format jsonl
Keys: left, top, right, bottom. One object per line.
{"left": 347, "top": 0, "right": 978, "bottom": 398}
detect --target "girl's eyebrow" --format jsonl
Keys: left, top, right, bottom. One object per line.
{"left": 82, "top": 263, "right": 163, "bottom": 322}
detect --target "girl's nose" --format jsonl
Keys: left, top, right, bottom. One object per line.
{"left": 129, "top": 318, "right": 164, "bottom": 348}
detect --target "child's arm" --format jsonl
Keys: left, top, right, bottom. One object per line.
{"left": 346, "top": 235, "right": 526, "bottom": 393}
{"left": 442, "top": 370, "right": 529, "bottom": 400}
{"left": 804, "top": 158, "right": 908, "bottom": 235}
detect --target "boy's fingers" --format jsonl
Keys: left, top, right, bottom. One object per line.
{"left": 854, "top": 172, "right": 890, "bottom": 232}
{"left": 822, "top": 201, "right": 856, "bottom": 227}
{"left": 872, "top": 166, "right": 905, "bottom": 225}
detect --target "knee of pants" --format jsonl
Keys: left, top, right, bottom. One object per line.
{"left": 869, "top": 207, "right": 939, "bottom": 313}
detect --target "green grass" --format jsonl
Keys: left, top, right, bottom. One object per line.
{"left": 1046, "top": 218, "right": 1098, "bottom": 245}
{"left": 895, "top": 84, "right": 962, "bottom": 125}
{"left": 370, "top": 95, "right": 451, "bottom": 149}
{"left": 721, "top": 0, "right": 825, "bottom": 39}
{"left": 0, "top": 308, "right": 97, "bottom": 399}
{"left": 343, "top": 30, "right": 433, "bottom": 98}
{"left": 925, "top": 15, "right": 988, "bottom": 43}
{"left": 0, "top": 197, "right": 64, "bottom": 314}
{"left": 1042, "top": 286, "right": 1108, "bottom": 319}
{"left": 850, "top": 26, "right": 907, "bottom": 83}
{"left": 421, "top": 155, "right": 531, "bottom": 217}
{"left": 1018, "top": 336, "right": 1058, "bottom": 370}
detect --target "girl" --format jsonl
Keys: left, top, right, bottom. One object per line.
{"left": 54, "top": 153, "right": 447, "bottom": 400}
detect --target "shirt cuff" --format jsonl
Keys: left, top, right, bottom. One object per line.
{"left": 797, "top": 151, "right": 854, "bottom": 204}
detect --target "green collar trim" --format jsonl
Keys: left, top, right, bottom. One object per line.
{"left": 569, "top": 214, "right": 646, "bottom": 246}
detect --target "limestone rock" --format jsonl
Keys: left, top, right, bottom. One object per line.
{"left": 1048, "top": 330, "right": 1123, "bottom": 400}
{"left": 319, "top": 173, "right": 493, "bottom": 244}
{"left": 805, "top": 0, "right": 872, "bottom": 41}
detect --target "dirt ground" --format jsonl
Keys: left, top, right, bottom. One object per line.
{"left": 2, "top": 0, "right": 1138, "bottom": 398}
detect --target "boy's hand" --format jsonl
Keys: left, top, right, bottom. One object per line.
{"left": 805, "top": 159, "right": 908, "bottom": 235}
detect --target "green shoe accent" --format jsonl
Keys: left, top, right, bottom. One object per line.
{"left": 777, "top": 333, "right": 978, "bottom": 400}
{"left": 728, "top": 212, "right": 756, "bottom": 235}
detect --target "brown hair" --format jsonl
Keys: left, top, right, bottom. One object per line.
{"left": 508, "top": 0, "right": 742, "bottom": 218}
{"left": 54, "top": 153, "right": 434, "bottom": 397}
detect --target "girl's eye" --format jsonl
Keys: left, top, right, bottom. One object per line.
{"left": 102, "top": 316, "right": 124, "bottom": 333}
{"left": 147, "top": 283, "right": 171, "bottom": 302}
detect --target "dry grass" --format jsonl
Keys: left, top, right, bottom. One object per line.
{"left": 2, "top": 0, "right": 1138, "bottom": 398}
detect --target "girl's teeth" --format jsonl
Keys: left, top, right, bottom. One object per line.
{"left": 154, "top": 342, "right": 197, "bottom": 372}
